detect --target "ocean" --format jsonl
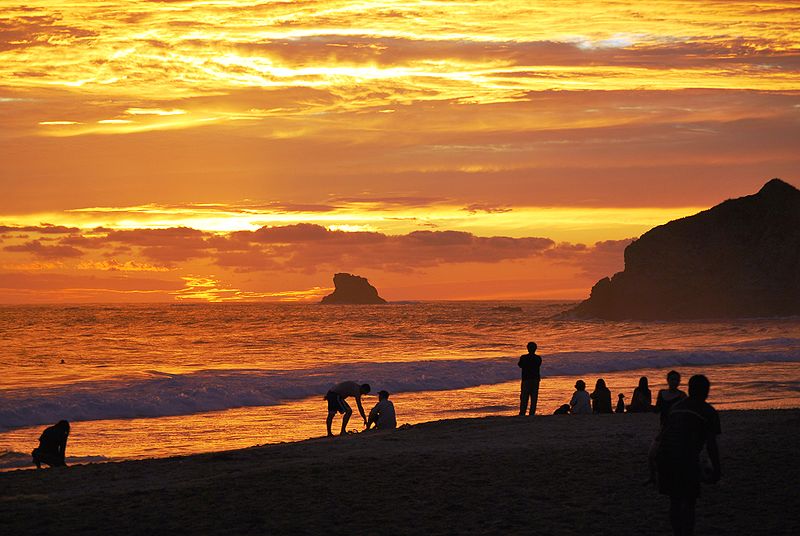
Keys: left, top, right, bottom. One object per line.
{"left": 1, "top": 301, "right": 799, "bottom": 469}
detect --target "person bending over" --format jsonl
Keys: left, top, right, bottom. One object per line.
{"left": 367, "top": 390, "right": 397, "bottom": 430}
{"left": 325, "top": 381, "right": 370, "bottom": 436}
{"left": 657, "top": 375, "right": 721, "bottom": 536}
{"left": 32, "top": 420, "right": 70, "bottom": 469}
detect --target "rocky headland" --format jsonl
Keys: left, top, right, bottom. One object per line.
{"left": 567, "top": 178, "right": 800, "bottom": 320}
{"left": 320, "top": 273, "right": 387, "bottom": 304}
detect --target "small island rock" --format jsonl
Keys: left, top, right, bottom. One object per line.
{"left": 566, "top": 178, "right": 800, "bottom": 320}
{"left": 320, "top": 273, "right": 387, "bottom": 304}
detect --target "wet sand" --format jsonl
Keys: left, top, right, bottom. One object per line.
{"left": 1, "top": 409, "right": 798, "bottom": 535}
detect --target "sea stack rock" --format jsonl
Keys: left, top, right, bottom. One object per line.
{"left": 567, "top": 178, "right": 800, "bottom": 320}
{"left": 320, "top": 273, "right": 387, "bottom": 304}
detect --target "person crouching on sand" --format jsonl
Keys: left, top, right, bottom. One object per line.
{"left": 32, "top": 420, "right": 70, "bottom": 469}
{"left": 570, "top": 380, "right": 592, "bottom": 414}
{"left": 325, "top": 381, "right": 370, "bottom": 436}
{"left": 367, "top": 390, "right": 397, "bottom": 430}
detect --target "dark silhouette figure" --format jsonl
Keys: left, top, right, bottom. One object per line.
{"left": 590, "top": 378, "right": 613, "bottom": 413}
{"left": 570, "top": 380, "right": 592, "bottom": 414}
{"left": 325, "top": 381, "right": 370, "bottom": 436}
{"left": 32, "top": 420, "right": 70, "bottom": 469}
{"left": 629, "top": 376, "right": 653, "bottom": 412}
{"left": 615, "top": 393, "right": 626, "bottom": 413}
{"left": 518, "top": 341, "right": 542, "bottom": 416}
{"left": 648, "top": 370, "right": 689, "bottom": 484}
{"left": 553, "top": 404, "right": 570, "bottom": 415}
{"left": 367, "top": 390, "right": 397, "bottom": 430}
{"left": 656, "top": 371, "right": 688, "bottom": 427}
{"left": 657, "top": 375, "right": 721, "bottom": 536}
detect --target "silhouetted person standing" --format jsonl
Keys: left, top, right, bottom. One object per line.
{"left": 656, "top": 370, "right": 688, "bottom": 427}
{"left": 518, "top": 341, "right": 542, "bottom": 416}
{"left": 657, "top": 375, "right": 721, "bottom": 536}
{"left": 591, "top": 378, "right": 613, "bottom": 413}
{"left": 32, "top": 420, "right": 70, "bottom": 469}
{"left": 325, "top": 381, "right": 370, "bottom": 436}
{"left": 367, "top": 390, "right": 397, "bottom": 430}
{"left": 629, "top": 376, "right": 653, "bottom": 412}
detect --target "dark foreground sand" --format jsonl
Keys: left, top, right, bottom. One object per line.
{"left": 2, "top": 410, "right": 798, "bottom": 535}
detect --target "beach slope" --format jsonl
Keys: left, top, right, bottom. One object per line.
{"left": 2, "top": 410, "right": 798, "bottom": 535}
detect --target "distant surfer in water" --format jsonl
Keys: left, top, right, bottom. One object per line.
{"left": 32, "top": 420, "right": 70, "bottom": 469}
{"left": 324, "top": 381, "right": 370, "bottom": 436}
{"left": 518, "top": 341, "right": 542, "bottom": 416}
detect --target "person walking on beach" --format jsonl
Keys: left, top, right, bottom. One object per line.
{"left": 518, "top": 341, "right": 542, "bottom": 416}
{"left": 570, "top": 380, "right": 592, "bottom": 414}
{"left": 31, "top": 420, "right": 70, "bottom": 469}
{"left": 325, "top": 381, "right": 371, "bottom": 436}
{"left": 657, "top": 375, "right": 721, "bottom": 536}
{"left": 647, "top": 370, "right": 689, "bottom": 484}
{"left": 656, "top": 370, "right": 688, "bottom": 426}
{"left": 367, "top": 390, "right": 397, "bottom": 430}
{"left": 590, "top": 378, "right": 612, "bottom": 413}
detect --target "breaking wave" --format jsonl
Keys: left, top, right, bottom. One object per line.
{"left": 2, "top": 347, "right": 799, "bottom": 431}
{"left": 0, "top": 449, "right": 108, "bottom": 470}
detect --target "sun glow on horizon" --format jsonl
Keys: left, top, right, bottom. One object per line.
{"left": 1, "top": 1, "right": 798, "bottom": 303}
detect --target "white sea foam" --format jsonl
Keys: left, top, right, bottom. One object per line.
{"left": 2, "top": 348, "right": 799, "bottom": 431}
{"left": 0, "top": 449, "right": 108, "bottom": 470}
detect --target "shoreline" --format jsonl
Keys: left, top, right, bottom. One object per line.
{"left": 2, "top": 409, "right": 798, "bottom": 535}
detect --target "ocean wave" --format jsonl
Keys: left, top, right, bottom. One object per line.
{"left": 2, "top": 348, "right": 799, "bottom": 431}
{"left": 0, "top": 449, "right": 108, "bottom": 470}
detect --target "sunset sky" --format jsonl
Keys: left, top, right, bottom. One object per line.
{"left": 1, "top": 0, "right": 798, "bottom": 302}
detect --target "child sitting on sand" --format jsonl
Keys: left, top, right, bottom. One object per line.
{"left": 570, "top": 380, "right": 592, "bottom": 414}
{"left": 367, "top": 390, "right": 397, "bottom": 430}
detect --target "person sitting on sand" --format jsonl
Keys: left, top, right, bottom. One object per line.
{"left": 553, "top": 404, "right": 570, "bottom": 415}
{"left": 615, "top": 393, "right": 626, "bottom": 413}
{"left": 367, "top": 390, "right": 397, "bottom": 430}
{"left": 32, "top": 420, "right": 70, "bottom": 469}
{"left": 657, "top": 375, "right": 721, "bottom": 536}
{"left": 570, "top": 380, "right": 592, "bottom": 414}
{"left": 590, "top": 378, "right": 613, "bottom": 414}
{"left": 655, "top": 371, "right": 687, "bottom": 427}
{"left": 518, "top": 341, "right": 542, "bottom": 416}
{"left": 325, "top": 381, "right": 370, "bottom": 436}
{"left": 628, "top": 376, "right": 653, "bottom": 413}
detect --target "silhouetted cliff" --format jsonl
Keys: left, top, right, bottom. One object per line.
{"left": 567, "top": 178, "right": 800, "bottom": 319}
{"left": 320, "top": 273, "right": 387, "bottom": 304}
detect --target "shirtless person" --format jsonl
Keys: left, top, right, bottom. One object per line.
{"left": 325, "top": 381, "right": 370, "bottom": 436}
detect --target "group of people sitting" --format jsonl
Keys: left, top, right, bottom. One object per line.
{"left": 554, "top": 371, "right": 688, "bottom": 416}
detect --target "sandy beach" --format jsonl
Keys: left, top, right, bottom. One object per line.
{"left": 1, "top": 409, "right": 798, "bottom": 535}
